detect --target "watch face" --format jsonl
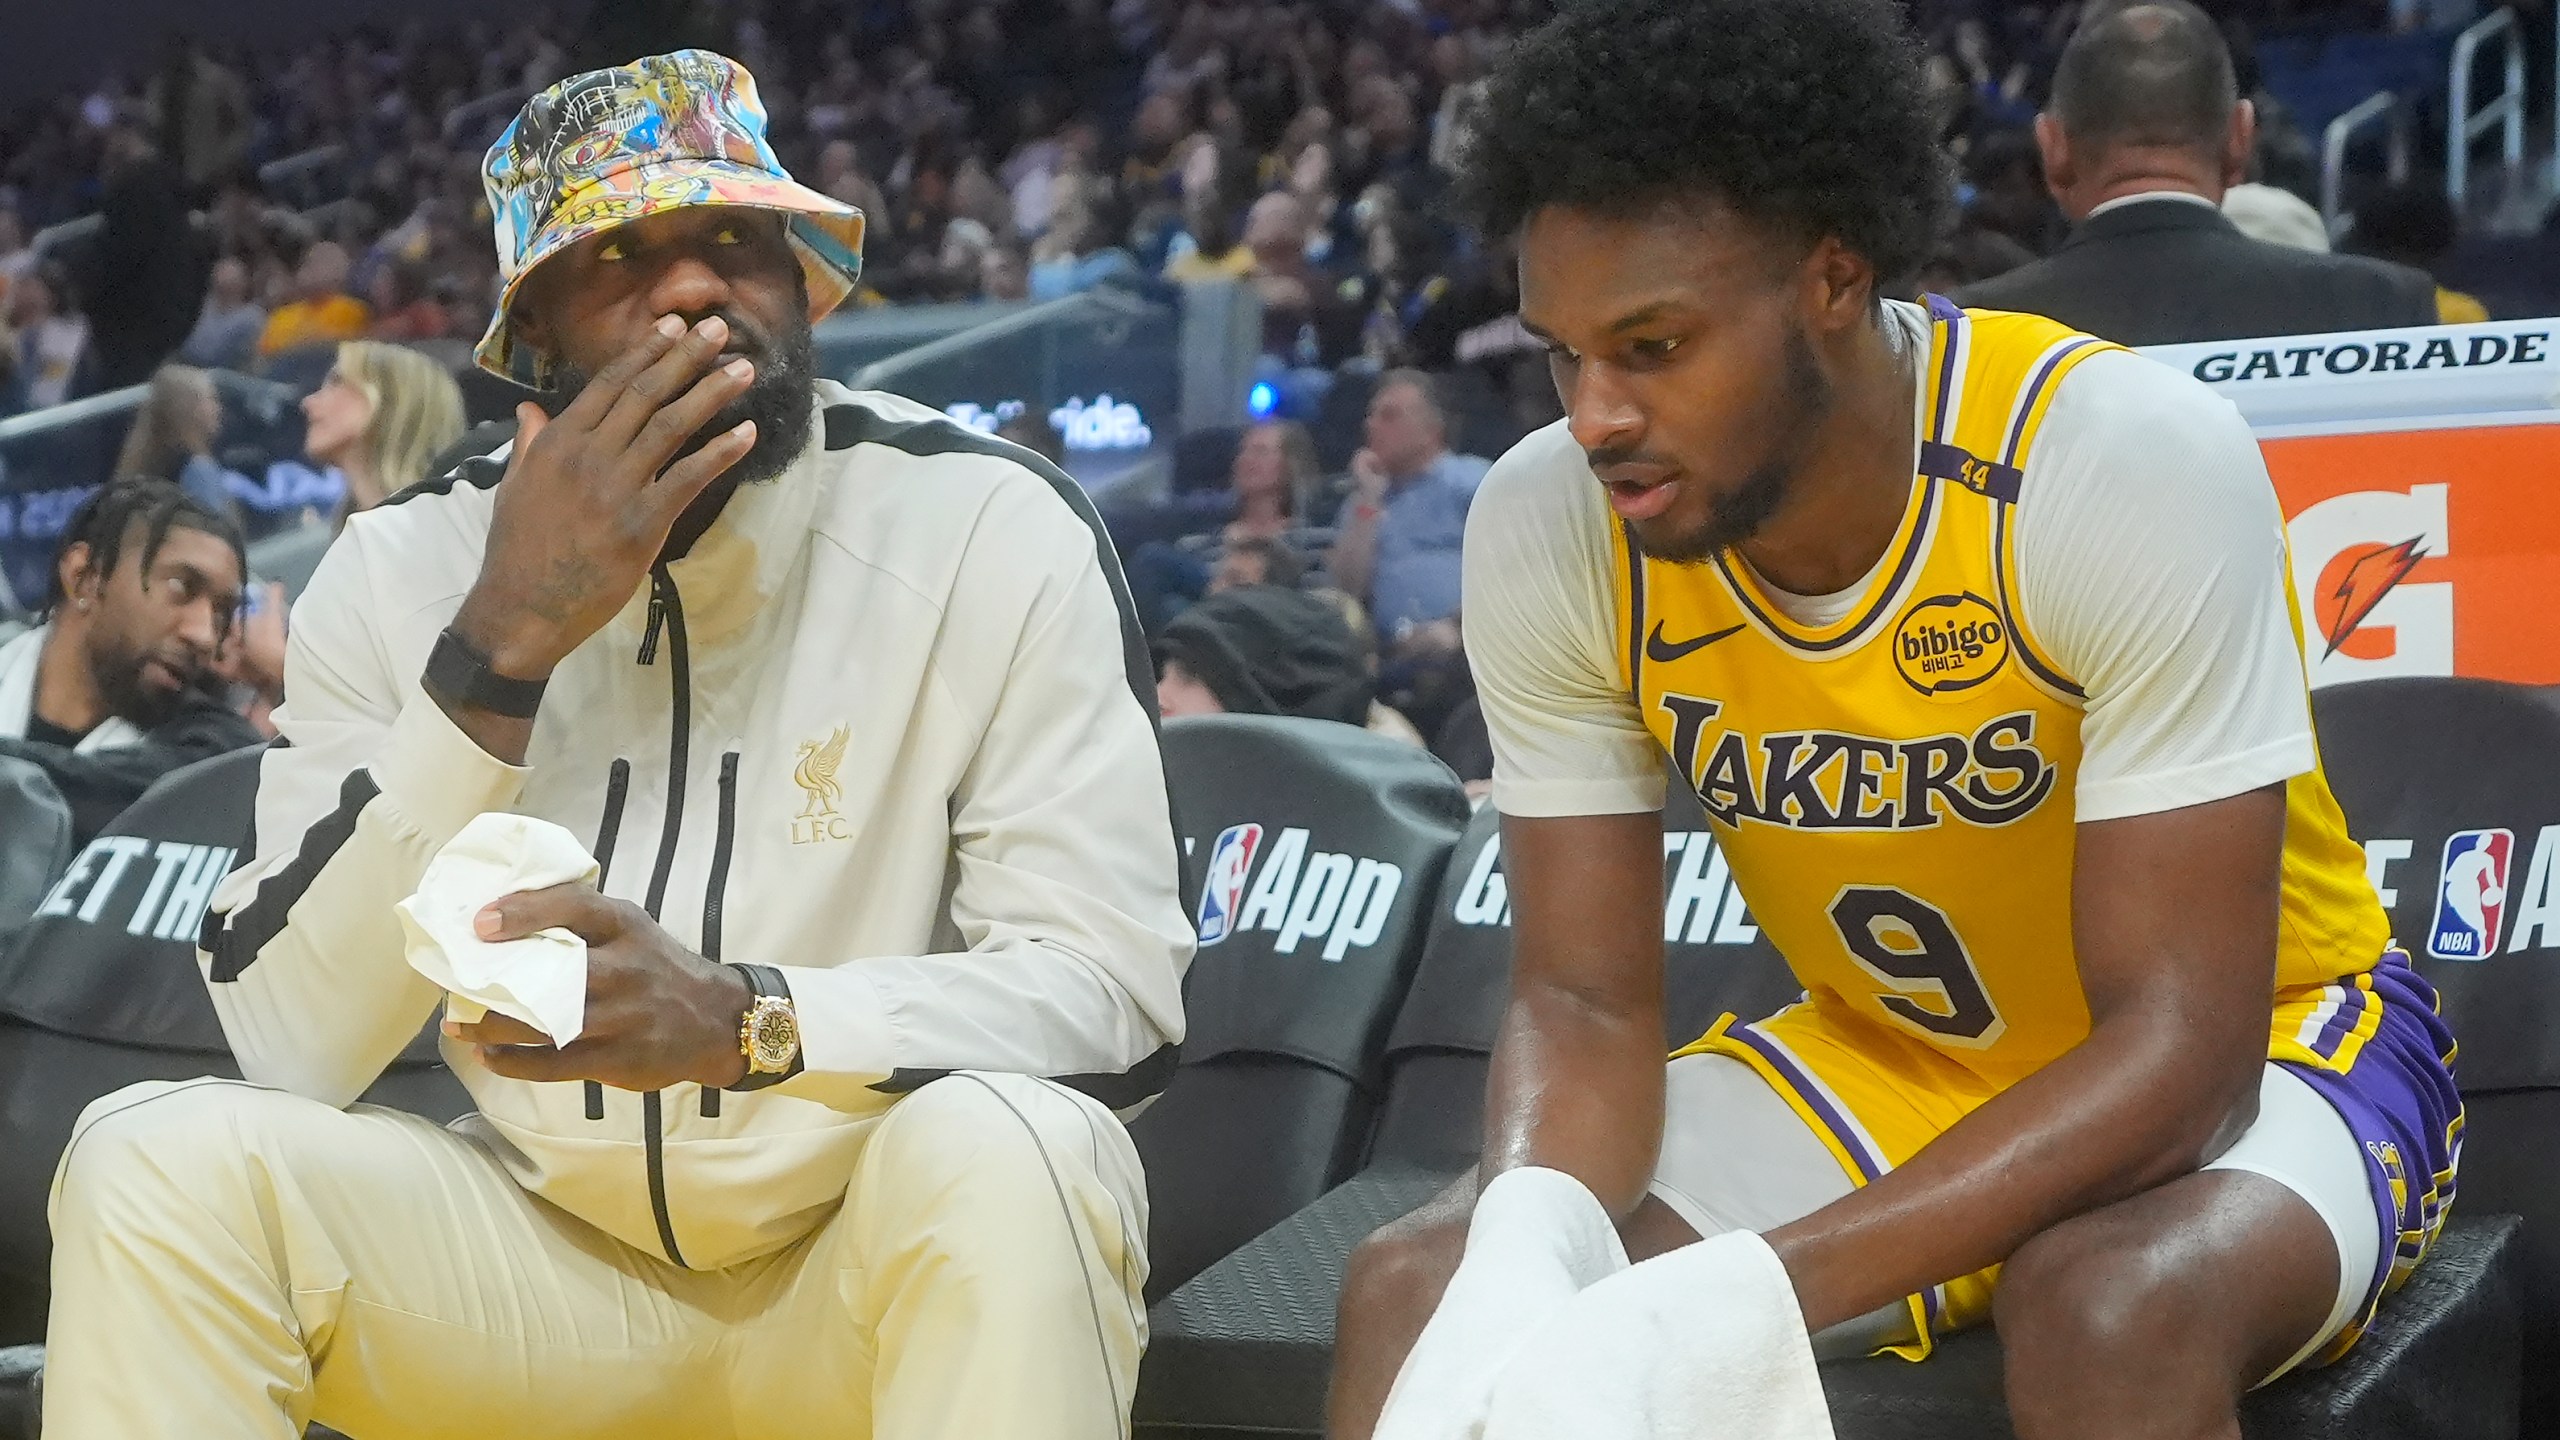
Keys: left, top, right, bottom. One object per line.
{"left": 749, "top": 1000, "right": 800, "bottom": 1073}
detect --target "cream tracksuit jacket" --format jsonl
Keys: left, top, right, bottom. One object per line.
{"left": 196, "top": 381, "right": 1194, "bottom": 1271}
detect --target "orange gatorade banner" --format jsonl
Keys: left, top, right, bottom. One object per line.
{"left": 2140, "top": 319, "right": 2560, "bottom": 692}
{"left": 2267, "top": 423, "right": 2560, "bottom": 689}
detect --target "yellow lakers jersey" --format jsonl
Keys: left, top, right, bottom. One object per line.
{"left": 1620, "top": 303, "right": 2391, "bottom": 1094}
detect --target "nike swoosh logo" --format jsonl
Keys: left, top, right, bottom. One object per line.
{"left": 1645, "top": 621, "right": 1747, "bottom": 664}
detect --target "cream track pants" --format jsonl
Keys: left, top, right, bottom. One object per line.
{"left": 42, "top": 1072, "right": 1149, "bottom": 1439}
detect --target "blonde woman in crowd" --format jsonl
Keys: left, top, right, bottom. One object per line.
{"left": 229, "top": 342, "right": 465, "bottom": 726}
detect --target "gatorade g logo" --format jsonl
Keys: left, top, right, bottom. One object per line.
{"left": 1893, "top": 593, "right": 2010, "bottom": 696}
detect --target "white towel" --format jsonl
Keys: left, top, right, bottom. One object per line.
{"left": 1482, "top": 1228, "right": 1834, "bottom": 1440}
{"left": 395, "top": 813, "right": 598, "bottom": 1046}
{"left": 1374, "top": 1166, "right": 1835, "bottom": 1440}
{"left": 1374, "top": 1167, "right": 1630, "bottom": 1440}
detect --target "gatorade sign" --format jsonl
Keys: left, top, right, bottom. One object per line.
{"left": 2146, "top": 319, "right": 2560, "bottom": 690}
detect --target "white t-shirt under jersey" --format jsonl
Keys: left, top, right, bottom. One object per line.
{"left": 1463, "top": 299, "right": 2318, "bottom": 825}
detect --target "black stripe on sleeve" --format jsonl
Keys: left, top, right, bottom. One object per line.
{"left": 203, "top": 766, "right": 380, "bottom": 981}
{"left": 821, "top": 402, "right": 1182, "bottom": 1117}
{"left": 822, "top": 403, "right": 1156, "bottom": 722}
{"left": 866, "top": 1041, "right": 1180, "bottom": 1112}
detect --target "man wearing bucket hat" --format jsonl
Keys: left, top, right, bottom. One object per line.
{"left": 43, "top": 51, "right": 1190, "bottom": 1440}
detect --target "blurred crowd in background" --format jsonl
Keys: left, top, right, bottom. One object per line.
{"left": 8, "top": 0, "right": 2546, "bottom": 415}
{"left": 0, "top": 0, "right": 2553, "bottom": 809}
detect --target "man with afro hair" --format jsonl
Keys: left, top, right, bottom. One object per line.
{"left": 1329, "top": 1, "right": 2460, "bottom": 1435}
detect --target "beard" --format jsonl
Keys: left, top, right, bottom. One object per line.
{"left": 89, "top": 632, "right": 193, "bottom": 730}
{"left": 1635, "top": 324, "right": 1834, "bottom": 566}
{"left": 556, "top": 300, "right": 818, "bottom": 493}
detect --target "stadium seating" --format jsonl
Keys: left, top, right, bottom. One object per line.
{"left": 0, "top": 748, "right": 468, "bottom": 1346}
{"left": 1136, "top": 684, "right": 2538, "bottom": 1438}
{"left": 1129, "top": 715, "right": 1470, "bottom": 1300}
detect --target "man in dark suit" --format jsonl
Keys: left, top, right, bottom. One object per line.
{"left": 1959, "top": 0, "right": 2437, "bottom": 344}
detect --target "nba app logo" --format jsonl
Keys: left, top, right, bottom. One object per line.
{"left": 1196, "top": 824, "right": 1264, "bottom": 946}
{"left": 2427, "top": 829, "right": 2514, "bottom": 960}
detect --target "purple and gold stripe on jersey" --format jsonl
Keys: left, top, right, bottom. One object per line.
{"left": 2277, "top": 952, "right": 2463, "bottom": 1365}
{"left": 1684, "top": 1015, "right": 1955, "bottom": 1347}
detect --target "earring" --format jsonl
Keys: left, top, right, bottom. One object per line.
{"left": 75, "top": 599, "right": 90, "bottom": 612}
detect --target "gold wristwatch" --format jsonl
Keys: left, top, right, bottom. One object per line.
{"left": 730, "top": 964, "right": 802, "bottom": 1087}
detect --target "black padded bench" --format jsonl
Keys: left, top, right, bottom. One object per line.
{"left": 1134, "top": 1166, "right": 2524, "bottom": 1440}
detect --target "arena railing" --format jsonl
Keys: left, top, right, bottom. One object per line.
{"left": 852, "top": 285, "right": 1189, "bottom": 500}
{"left": 2446, "top": 7, "right": 2526, "bottom": 211}
{"left": 255, "top": 145, "right": 350, "bottom": 213}
{"left": 2321, "top": 90, "right": 2413, "bottom": 239}
{"left": 443, "top": 88, "right": 532, "bottom": 152}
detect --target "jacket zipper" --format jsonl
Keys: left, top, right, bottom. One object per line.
{"left": 640, "top": 565, "right": 691, "bottom": 1268}
{"left": 699, "top": 751, "right": 740, "bottom": 1119}
{"left": 638, "top": 585, "right": 666, "bottom": 666}
{"left": 585, "top": 759, "right": 632, "bottom": 1124}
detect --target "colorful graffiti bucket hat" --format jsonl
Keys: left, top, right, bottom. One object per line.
{"left": 475, "top": 49, "right": 866, "bottom": 388}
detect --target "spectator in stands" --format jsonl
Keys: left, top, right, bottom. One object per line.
{"left": 1962, "top": 129, "right": 2065, "bottom": 256}
{"left": 9, "top": 265, "right": 91, "bottom": 412}
{"left": 43, "top": 52, "right": 1182, "bottom": 1439}
{"left": 1327, "top": 370, "right": 1489, "bottom": 652}
{"left": 1029, "top": 177, "right": 1143, "bottom": 299}
{"left": 1914, "top": 222, "right": 2040, "bottom": 296}
{"left": 366, "top": 259, "right": 455, "bottom": 341}
{"left": 1341, "top": 199, "right": 1458, "bottom": 369}
{"left": 1162, "top": 189, "right": 1256, "bottom": 285}
{"left": 2349, "top": 182, "right": 2494, "bottom": 324}
{"left": 980, "top": 244, "right": 1032, "bottom": 301}
{"left": 111, "top": 366, "right": 240, "bottom": 516}
{"left": 1210, "top": 533, "right": 1308, "bottom": 595}
{"left": 206, "top": 172, "right": 313, "bottom": 277}
{"left": 1960, "top": 1, "right": 2439, "bottom": 343}
{"left": 256, "top": 241, "right": 373, "bottom": 359}
{"left": 0, "top": 479, "right": 258, "bottom": 842}
{"left": 2221, "top": 180, "right": 2333, "bottom": 252}
{"left": 1113, "top": 418, "right": 1322, "bottom": 627}
{"left": 1120, "top": 89, "right": 1199, "bottom": 211}
{"left": 82, "top": 127, "right": 211, "bottom": 393}
{"left": 246, "top": 339, "right": 468, "bottom": 601}
{"left": 1330, "top": 370, "right": 1488, "bottom": 741}
{"left": 178, "top": 256, "right": 272, "bottom": 370}
{"left": 1155, "top": 584, "right": 1376, "bottom": 728}
{"left": 144, "top": 34, "right": 254, "bottom": 200}
{"left": 1413, "top": 229, "right": 1525, "bottom": 379}
{"left": 1243, "top": 189, "right": 1331, "bottom": 362}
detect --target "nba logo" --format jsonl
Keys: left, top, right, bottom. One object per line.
{"left": 2426, "top": 829, "right": 2514, "bottom": 961}
{"left": 1196, "top": 824, "right": 1264, "bottom": 946}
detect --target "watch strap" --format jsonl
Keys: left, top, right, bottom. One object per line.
{"left": 725, "top": 963, "right": 804, "bottom": 1091}
{"left": 424, "top": 627, "right": 548, "bottom": 719}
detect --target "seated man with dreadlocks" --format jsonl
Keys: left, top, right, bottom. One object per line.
{"left": 0, "top": 478, "right": 260, "bottom": 842}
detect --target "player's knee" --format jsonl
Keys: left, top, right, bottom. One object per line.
{"left": 1997, "top": 1217, "right": 2194, "bottom": 1366}
{"left": 54, "top": 1081, "right": 274, "bottom": 1228}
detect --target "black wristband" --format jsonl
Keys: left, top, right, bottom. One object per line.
{"left": 725, "top": 963, "right": 806, "bottom": 1091}
{"left": 423, "top": 627, "right": 548, "bottom": 719}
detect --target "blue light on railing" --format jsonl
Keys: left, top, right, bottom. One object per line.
{"left": 1247, "top": 381, "right": 1278, "bottom": 419}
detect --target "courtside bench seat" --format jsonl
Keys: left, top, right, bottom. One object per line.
{"left": 1132, "top": 1167, "right": 2522, "bottom": 1440}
